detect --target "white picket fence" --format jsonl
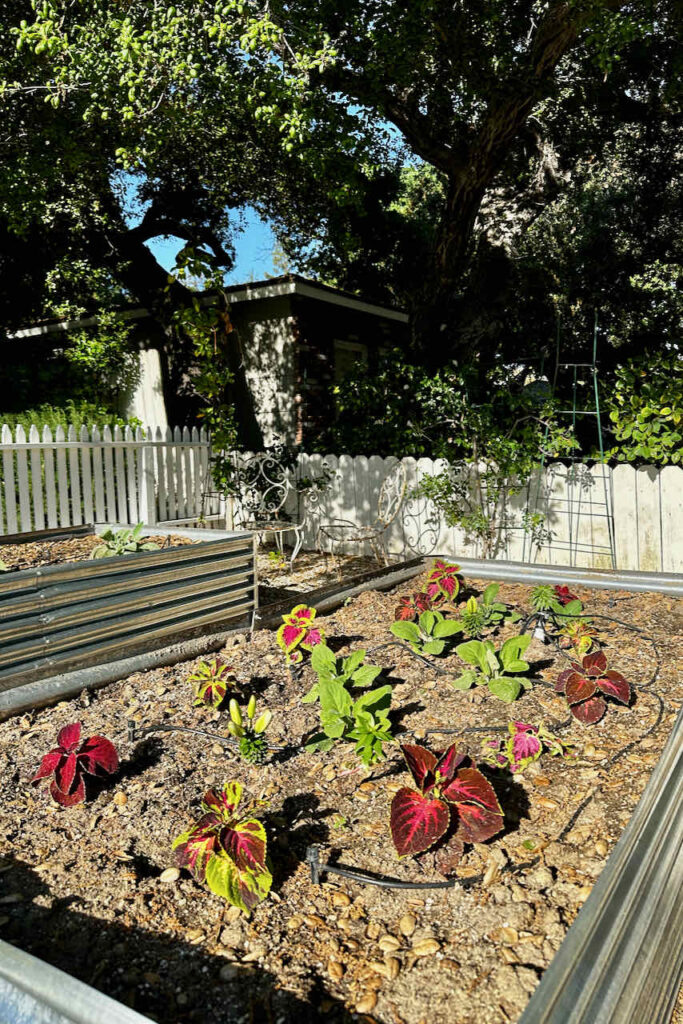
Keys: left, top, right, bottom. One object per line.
{"left": 0, "top": 428, "right": 680, "bottom": 572}
{"left": 0, "top": 424, "right": 218, "bottom": 535}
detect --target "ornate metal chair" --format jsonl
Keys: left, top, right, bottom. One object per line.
{"left": 316, "top": 460, "right": 407, "bottom": 564}
{"left": 230, "top": 449, "right": 307, "bottom": 564}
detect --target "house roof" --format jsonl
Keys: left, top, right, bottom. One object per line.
{"left": 8, "top": 274, "right": 408, "bottom": 339}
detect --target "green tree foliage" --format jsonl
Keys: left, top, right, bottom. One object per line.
{"left": 603, "top": 350, "right": 683, "bottom": 465}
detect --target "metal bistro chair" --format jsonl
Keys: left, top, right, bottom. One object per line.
{"left": 231, "top": 450, "right": 307, "bottom": 565}
{"left": 317, "top": 460, "right": 407, "bottom": 565}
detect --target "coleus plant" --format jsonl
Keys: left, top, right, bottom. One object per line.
{"left": 189, "top": 658, "right": 237, "bottom": 708}
{"left": 481, "top": 721, "right": 575, "bottom": 774}
{"left": 31, "top": 722, "right": 119, "bottom": 806}
{"left": 276, "top": 605, "right": 325, "bottom": 665}
{"left": 172, "top": 781, "right": 271, "bottom": 912}
{"left": 390, "top": 743, "right": 504, "bottom": 872}
{"left": 557, "top": 618, "right": 600, "bottom": 657}
{"left": 450, "top": 583, "right": 521, "bottom": 639}
{"left": 394, "top": 591, "right": 434, "bottom": 622}
{"left": 227, "top": 696, "right": 273, "bottom": 764}
{"left": 452, "top": 635, "right": 533, "bottom": 702}
{"left": 424, "top": 560, "right": 462, "bottom": 606}
{"left": 555, "top": 651, "right": 631, "bottom": 724}
{"left": 390, "top": 608, "right": 461, "bottom": 656}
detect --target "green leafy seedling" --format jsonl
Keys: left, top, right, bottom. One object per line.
{"left": 390, "top": 609, "right": 462, "bottom": 656}
{"left": 452, "top": 634, "right": 533, "bottom": 702}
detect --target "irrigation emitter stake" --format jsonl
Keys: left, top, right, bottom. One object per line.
{"left": 126, "top": 720, "right": 286, "bottom": 752}
{"left": 305, "top": 845, "right": 457, "bottom": 891}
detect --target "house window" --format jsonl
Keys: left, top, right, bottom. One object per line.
{"left": 334, "top": 340, "right": 368, "bottom": 383}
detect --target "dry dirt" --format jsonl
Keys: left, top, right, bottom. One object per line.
{"left": 0, "top": 560, "right": 681, "bottom": 1024}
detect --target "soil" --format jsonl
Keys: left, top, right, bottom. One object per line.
{"left": 0, "top": 562, "right": 681, "bottom": 1024}
{"left": 0, "top": 533, "right": 198, "bottom": 572}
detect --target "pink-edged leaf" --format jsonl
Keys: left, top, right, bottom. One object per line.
{"left": 583, "top": 650, "right": 607, "bottom": 676}
{"left": 510, "top": 730, "right": 542, "bottom": 764}
{"left": 57, "top": 722, "right": 81, "bottom": 752}
{"left": 512, "top": 721, "right": 538, "bottom": 734}
{"left": 219, "top": 818, "right": 266, "bottom": 872}
{"left": 435, "top": 744, "right": 467, "bottom": 782}
{"left": 564, "top": 672, "right": 597, "bottom": 706}
{"left": 31, "top": 748, "right": 64, "bottom": 783}
{"left": 455, "top": 802, "right": 504, "bottom": 844}
{"left": 598, "top": 670, "right": 630, "bottom": 705}
{"left": 77, "top": 735, "right": 119, "bottom": 775}
{"left": 390, "top": 788, "right": 450, "bottom": 857}
{"left": 55, "top": 751, "right": 78, "bottom": 794}
{"left": 50, "top": 775, "right": 86, "bottom": 807}
{"left": 401, "top": 744, "right": 438, "bottom": 793}
{"left": 442, "top": 767, "right": 501, "bottom": 815}
{"left": 571, "top": 695, "right": 606, "bottom": 725}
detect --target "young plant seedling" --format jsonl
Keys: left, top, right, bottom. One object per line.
{"left": 390, "top": 743, "right": 503, "bottom": 872}
{"left": 172, "top": 781, "right": 271, "bottom": 912}
{"left": 452, "top": 635, "right": 533, "bottom": 702}
{"left": 31, "top": 722, "right": 119, "bottom": 806}
{"left": 451, "top": 583, "right": 521, "bottom": 639}
{"left": 189, "top": 658, "right": 238, "bottom": 708}
{"left": 90, "top": 522, "right": 159, "bottom": 558}
{"left": 276, "top": 605, "right": 325, "bottom": 665}
{"left": 267, "top": 549, "right": 287, "bottom": 571}
{"left": 390, "top": 608, "right": 462, "bottom": 656}
{"left": 227, "top": 696, "right": 273, "bottom": 764}
{"left": 555, "top": 651, "right": 631, "bottom": 724}
{"left": 481, "top": 721, "right": 575, "bottom": 774}
{"left": 530, "top": 583, "right": 584, "bottom": 625}
{"left": 304, "top": 644, "right": 393, "bottom": 766}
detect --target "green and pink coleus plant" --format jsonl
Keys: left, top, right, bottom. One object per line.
{"left": 172, "top": 780, "right": 271, "bottom": 912}
{"left": 31, "top": 722, "right": 119, "bottom": 806}
{"left": 188, "top": 658, "right": 238, "bottom": 708}
{"left": 393, "top": 591, "right": 434, "bottom": 622}
{"left": 481, "top": 721, "right": 575, "bottom": 774}
{"left": 276, "top": 604, "right": 325, "bottom": 665}
{"left": 556, "top": 651, "right": 631, "bottom": 724}
{"left": 390, "top": 743, "right": 504, "bottom": 873}
{"left": 424, "top": 560, "right": 462, "bottom": 606}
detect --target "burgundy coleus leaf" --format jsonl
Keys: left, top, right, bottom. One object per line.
{"left": 597, "top": 670, "right": 631, "bottom": 705}
{"left": 425, "top": 560, "right": 461, "bottom": 603}
{"left": 31, "top": 722, "right": 119, "bottom": 807}
{"left": 390, "top": 788, "right": 450, "bottom": 857}
{"left": 219, "top": 819, "right": 266, "bottom": 872}
{"left": 174, "top": 814, "right": 220, "bottom": 881}
{"left": 434, "top": 744, "right": 467, "bottom": 783}
{"left": 401, "top": 744, "right": 438, "bottom": 793}
{"left": 564, "top": 671, "right": 598, "bottom": 706}
{"left": 582, "top": 651, "right": 608, "bottom": 677}
{"left": 554, "top": 585, "right": 578, "bottom": 605}
{"left": 455, "top": 801, "right": 505, "bottom": 845}
{"left": 571, "top": 696, "right": 606, "bottom": 725}
{"left": 442, "top": 767, "right": 501, "bottom": 815}
{"left": 394, "top": 596, "right": 418, "bottom": 621}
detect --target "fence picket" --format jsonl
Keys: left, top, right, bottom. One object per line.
{"left": 102, "top": 426, "right": 117, "bottom": 522}
{"left": 165, "top": 427, "right": 177, "bottom": 521}
{"left": 113, "top": 425, "right": 128, "bottom": 523}
{"left": 182, "top": 426, "right": 193, "bottom": 520}
{"left": 29, "top": 425, "right": 45, "bottom": 531}
{"left": 14, "top": 425, "right": 32, "bottom": 532}
{"left": 54, "top": 425, "right": 70, "bottom": 527}
{"left": 91, "top": 425, "right": 106, "bottom": 522}
{"left": 67, "top": 425, "right": 83, "bottom": 526}
{"left": 42, "top": 425, "right": 58, "bottom": 528}
{"left": 125, "top": 426, "right": 138, "bottom": 523}
{"left": 1, "top": 425, "right": 18, "bottom": 534}
{"left": 80, "top": 425, "right": 93, "bottom": 524}
{"left": 155, "top": 426, "right": 167, "bottom": 522}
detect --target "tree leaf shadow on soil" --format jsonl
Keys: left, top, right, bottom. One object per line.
{"left": 0, "top": 857, "right": 360, "bottom": 1024}
{"left": 266, "top": 793, "right": 334, "bottom": 888}
{"left": 481, "top": 768, "right": 531, "bottom": 837}
{"left": 325, "top": 634, "right": 365, "bottom": 654}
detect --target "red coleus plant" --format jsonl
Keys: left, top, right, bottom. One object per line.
{"left": 556, "top": 651, "right": 631, "bottom": 724}
{"left": 554, "top": 584, "right": 579, "bottom": 606}
{"left": 393, "top": 591, "right": 434, "bottom": 622}
{"left": 424, "top": 560, "right": 462, "bottom": 606}
{"left": 276, "top": 604, "right": 325, "bottom": 664}
{"left": 31, "top": 722, "right": 119, "bottom": 806}
{"left": 390, "top": 743, "right": 504, "bottom": 871}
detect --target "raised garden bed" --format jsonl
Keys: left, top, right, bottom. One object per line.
{"left": 0, "top": 561, "right": 681, "bottom": 1024}
{"left": 0, "top": 524, "right": 256, "bottom": 708}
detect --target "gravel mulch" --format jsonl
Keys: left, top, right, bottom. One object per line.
{"left": 0, "top": 564, "right": 681, "bottom": 1024}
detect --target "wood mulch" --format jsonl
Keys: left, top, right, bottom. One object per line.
{"left": 0, "top": 556, "right": 681, "bottom": 1024}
